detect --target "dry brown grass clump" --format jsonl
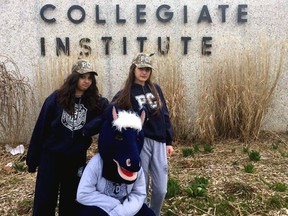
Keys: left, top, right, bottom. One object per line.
{"left": 196, "top": 43, "right": 286, "bottom": 143}
{"left": 0, "top": 55, "right": 35, "bottom": 146}
{"left": 223, "top": 181, "right": 256, "bottom": 199}
{"left": 156, "top": 55, "right": 194, "bottom": 142}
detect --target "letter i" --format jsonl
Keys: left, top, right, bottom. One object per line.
{"left": 41, "top": 37, "right": 45, "bottom": 56}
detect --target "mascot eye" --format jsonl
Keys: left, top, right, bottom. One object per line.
{"left": 126, "top": 159, "right": 131, "bottom": 167}
{"left": 115, "top": 134, "right": 123, "bottom": 141}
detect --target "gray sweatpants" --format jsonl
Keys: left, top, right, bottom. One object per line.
{"left": 140, "top": 137, "right": 168, "bottom": 216}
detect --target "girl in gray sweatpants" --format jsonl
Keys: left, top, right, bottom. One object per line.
{"left": 113, "top": 53, "right": 174, "bottom": 216}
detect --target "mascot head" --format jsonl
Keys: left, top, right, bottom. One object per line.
{"left": 98, "top": 106, "right": 146, "bottom": 184}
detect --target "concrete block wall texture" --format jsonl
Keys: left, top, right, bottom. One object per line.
{"left": 0, "top": 0, "right": 287, "bottom": 131}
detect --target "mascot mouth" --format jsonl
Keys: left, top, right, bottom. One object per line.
{"left": 113, "top": 159, "right": 137, "bottom": 181}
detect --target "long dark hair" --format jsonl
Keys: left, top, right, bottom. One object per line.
{"left": 57, "top": 72, "right": 101, "bottom": 114}
{"left": 113, "top": 64, "right": 161, "bottom": 113}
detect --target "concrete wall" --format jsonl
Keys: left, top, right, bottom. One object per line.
{"left": 1, "top": 0, "right": 287, "bottom": 131}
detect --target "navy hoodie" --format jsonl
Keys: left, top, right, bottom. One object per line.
{"left": 114, "top": 83, "right": 173, "bottom": 145}
{"left": 26, "top": 91, "right": 109, "bottom": 172}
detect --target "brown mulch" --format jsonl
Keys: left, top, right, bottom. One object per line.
{"left": 0, "top": 131, "right": 288, "bottom": 216}
{"left": 163, "top": 131, "right": 288, "bottom": 216}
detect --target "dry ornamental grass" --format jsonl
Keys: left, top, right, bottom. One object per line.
{"left": 0, "top": 55, "right": 36, "bottom": 145}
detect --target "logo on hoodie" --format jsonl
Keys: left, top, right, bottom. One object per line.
{"left": 61, "top": 104, "right": 87, "bottom": 131}
{"left": 135, "top": 93, "right": 157, "bottom": 109}
{"left": 104, "top": 182, "right": 126, "bottom": 198}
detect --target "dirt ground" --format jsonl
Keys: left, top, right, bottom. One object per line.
{"left": 0, "top": 131, "right": 288, "bottom": 216}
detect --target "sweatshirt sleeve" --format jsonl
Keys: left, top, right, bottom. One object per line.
{"left": 26, "top": 92, "right": 57, "bottom": 172}
{"left": 108, "top": 168, "right": 147, "bottom": 216}
{"left": 82, "top": 97, "right": 109, "bottom": 137}
{"left": 155, "top": 84, "right": 173, "bottom": 145}
{"left": 76, "top": 155, "right": 121, "bottom": 213}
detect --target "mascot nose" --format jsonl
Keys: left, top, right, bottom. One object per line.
{"left": 126, "top": 158, "right": 141, "bottom": 168}
{"left": 125, "top": 156, "right": 141, "bottom": 171}
{"left": 126, "top": 159, "right": 131, "bottom": 167}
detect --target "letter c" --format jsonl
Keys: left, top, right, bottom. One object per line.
{"left": 40, "top": 4, "right": 56, "bottom": 23}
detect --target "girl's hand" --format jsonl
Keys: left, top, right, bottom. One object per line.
{"left": 166, "top": 146, "right": 174, "bottom": 158}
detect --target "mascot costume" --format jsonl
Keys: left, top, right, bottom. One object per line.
{"left": 76, "top": 106, "right": 156, "bottom": 216}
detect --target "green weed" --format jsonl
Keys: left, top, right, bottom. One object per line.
{"left": 182, "top": 148, "right": 194, "bottom": 157}
{"left": 13, "top": 162, "right": 27, "bottom": 172}
{"left": 203, "top": 144, "right": 213, "bottom": 153}
{"left": 248, "top": 150, "right": 261, "bottom": 162}
{"left": 166, "top": 178, "right": 180, "bottom": 199}
{"left": 244, "top": 163, "right": 254, "bottom": 173}
{"left": 242, "top": 146, "right": 249, "bottom": 153}
{"left": 193, "top": 144, "right": 200, "bottom": 153}
{"left": 186, "top": 176, "right": 209, "bottom": 197}
{"left": 267, "top": 195, "right": 283, "bottom": 209}
{"left": 272, "top": 182, "right": 288, "bottom": 192}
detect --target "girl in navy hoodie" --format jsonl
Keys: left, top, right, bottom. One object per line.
{"left": 113, "top": 53, "right": 174, "bottom": 216}
{"left": 26, "top": 60, "right": 109, "bottom": 216}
